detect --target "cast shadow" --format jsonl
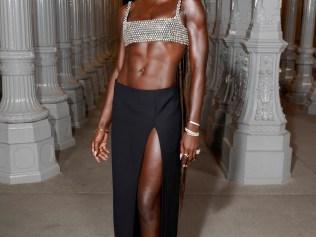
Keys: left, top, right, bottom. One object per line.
{"left": 281, "top": 98, "right": 303, "bottom": 173}
{"left": 178, "top": 131, "right": 236, "bottom": 237}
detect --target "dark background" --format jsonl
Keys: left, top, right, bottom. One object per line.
{"left": 123, "top": 0, "right": 133, "bottom": 4}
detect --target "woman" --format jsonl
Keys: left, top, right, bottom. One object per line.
{"left": 91, "top": 0, "right": 208, "bottom": 236}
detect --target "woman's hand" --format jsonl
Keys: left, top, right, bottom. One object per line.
{"left": 91, "top": 129, "right": 111, "bottom": 163}
{"left": 180, "top": 131, "right": 200, "bottom": 167}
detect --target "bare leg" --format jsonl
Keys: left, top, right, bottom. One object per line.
{"left": 137, "top": 128, "right": 163, "bottom": 237}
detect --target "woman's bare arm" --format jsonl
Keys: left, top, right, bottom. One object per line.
{"left": 91, "top": 5, "right": 127, "bottom": 161}
{"left": 97, "top": 6, "right": 127, "bottom": 130}
{"left": 184, "top": 0, "right": 208, "bottom": 126}
{"left": 180, "top": 0, "right": 208, "bottom": 162}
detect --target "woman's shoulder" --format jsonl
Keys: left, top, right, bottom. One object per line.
{"left": 182, "top": 0, "right": 207, "bottom": 23}
{"left": 119, "top": 2, "right": 130, "bottom": 13}
{"left": 117, "top": 2, "right": 131, "bottom": 23}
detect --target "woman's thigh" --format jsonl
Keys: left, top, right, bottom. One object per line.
{"left": 137, "top": 127, "right": 163, "bottom": 212}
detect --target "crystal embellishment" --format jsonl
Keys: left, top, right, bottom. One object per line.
{"left": 122, "top": 0, "right": 189, "bottom": 47}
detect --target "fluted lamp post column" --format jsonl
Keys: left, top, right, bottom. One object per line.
{"left": 209, "top": 0, "right": 252, "bottom": 157}
{"left": 70, "top": 0, "right": 95, "bottom": 112}
{"left": 56, "top": 0, "right": 87, "bottom": 128}
{"left": 209, "top": 0, "right": 232, "bottom": 96}
{"left": 205, "top": 0, "right": 231, "bottom": 147}
{"left": 98, "top": 0, "right": 108, "bottom": 61}
{"left": 93, "top": 0, "right": 111, "bottom": 87}
{"left": 205, "top": 0, "right": 232, "bottom": 149}
{"left": 227, "top": 0, "right": 292, "bottom": 185}
{"left": 82, "top": 0, "right": 100, "bottom": 103}
{"left": 94, "top": 0, "right": 107, "bottom": 92}
{"left": 221, "top": 0, "right": 253, "bottom": 175}
{"left": 200, "top": 0, "right": 216, "bottom": 130}
{"left": 104, "top": 0, "right": 111, "bottom": 59}
{"left": 288, "top": 0, "right": 316, "bottom": 104}
{"left": 105, "top": 0, "right": 113, "bottom": 56}
{"left": 103, "top": 0, "right": 117, "bottom": 81}
{"left": 307, "top": 5, "right": 316, "bottom": 114}
{"left": 0, "top": 0, "right": 60, "bottom": 184}
{"left": 87, "top": 0, "right": 106, "bottom": 93}
{"left": 103, "top": 0, "right": 112, "bottom": 81}
{"left": 33, "top": 0, "right": 75, "bottom": 150}
{"left": 95, "top": 0, "right": 105, "bottom": 63}
{"left": 280, "top": 0, "right": 298, "bottom": 92}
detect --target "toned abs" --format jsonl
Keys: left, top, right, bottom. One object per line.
{"left": 117, "top": 40, "right": 186, "bottom": 90}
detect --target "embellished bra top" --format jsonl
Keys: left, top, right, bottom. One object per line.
{"left": 122, "top": 0, "right": 189, "bottom": 47}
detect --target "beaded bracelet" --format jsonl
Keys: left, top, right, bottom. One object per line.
{"left": 184, "top": 127, "right": 199, "bottom": 137}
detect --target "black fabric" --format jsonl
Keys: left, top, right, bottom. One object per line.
{"left": 111, "top": 79, "right": 182, "bottom": 237}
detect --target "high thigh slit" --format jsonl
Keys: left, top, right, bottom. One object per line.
{"left": 111, "top": 79, "right": 182, "bottom": 237}
{"left": 137, "top": 127, "right": 162, "bottom": 236}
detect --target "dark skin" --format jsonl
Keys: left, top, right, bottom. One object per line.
{"left": 91, "top": 0, "right": 208, "bottom": 236}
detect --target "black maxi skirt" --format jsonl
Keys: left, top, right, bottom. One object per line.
{"left": 111, "top": 79, "right": 182, "bottom": 237}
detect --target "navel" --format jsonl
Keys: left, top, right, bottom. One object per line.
{"left": 138, "top": 67, "right": 146, "bottom": 74}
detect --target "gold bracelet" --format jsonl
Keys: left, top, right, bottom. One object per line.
{"left": 189, "top": 120, "right": 200, "bottom": 127}
{"left": 96, "top": 127, "right": 109, "bottom": 133}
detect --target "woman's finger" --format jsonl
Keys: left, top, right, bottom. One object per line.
{"left": 181, "top": 148, "right": 186, "bottom": 165}
{"left": 188, "top": 150, "right": 194, "bottom": 164}
{"left": 91, "top": 140, "right": 95, "bottom": 154}
{"left": 93, "top": 140, "right": 98, "bottom": 155}
{"left": 183, "top": 156, "right": 189, "bottom": 167}
{"left": 190, "top": 148, "right": 196, "bottom": 162}
{"left": 100, "top": 144, "right": 106, "bottom": 152}
{"left": 92, "top": 140, "right": 100, "bottom": 158}
{"left": 100, "top": 143, "right": 111, "bottom": 154}
{"left": 182, "top": 150, "right": 190, "bottom": 167}
{"left": 180, "top": 140, "right": 184, "bottom": 160}
{"left": 95, "top": 140, "right": 102, "bottom": 156}
{"left": 94, "top": 154, "right": 101, "bottom": 163}
{"left": 98, "top": 152, "right": 108, "bottom": 161}
{"left": 181, "top": 155, "right": 186, "bottom": 166}
{"left": 96, "top": 133, "right": 105, "bottom": 151}
{"left": 100, "top": 148, "right": 111, "bottom": 156}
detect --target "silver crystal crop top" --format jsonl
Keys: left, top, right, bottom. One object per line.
{"left": 122, "top": 0, "right": 190, "bottom": 47}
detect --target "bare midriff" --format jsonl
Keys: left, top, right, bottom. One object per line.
{"left": 116, "top": 41, "right": 187, "bottom": 90}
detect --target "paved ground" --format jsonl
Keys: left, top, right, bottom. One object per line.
{"left": 1, "top": 99, "right": 316, "bottom": 237}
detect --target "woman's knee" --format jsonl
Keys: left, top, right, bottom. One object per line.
{"left": 138, "top": 191, "right": 160, "bottom": 222}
